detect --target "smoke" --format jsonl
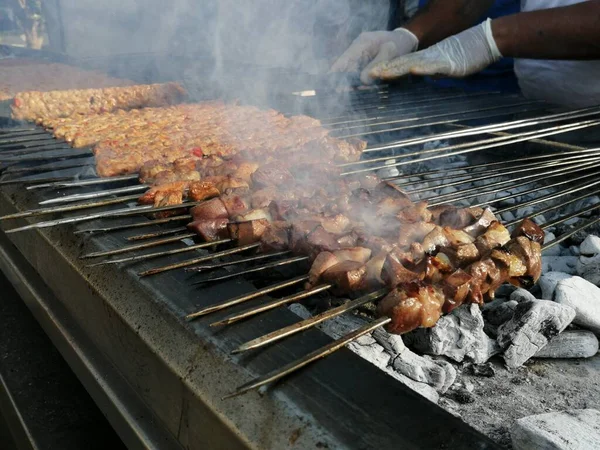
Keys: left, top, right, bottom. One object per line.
{"left": 56, "top": 0, "right": 391, "bottom": 100}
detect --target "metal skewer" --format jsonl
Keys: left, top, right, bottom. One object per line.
{"left": 540, "top": 202, "right": 600, "bottom": 230}
{"left": 74, "top": 215, "right": 192, "bottom": 234}
{"left": 185, "top": 251, "right": 291, "bottom": 273}
{"left": 504, "top": 189, "right": 600, "bottom": 227}
{"left": 210, "top": 284, "right": 332, "bottom": 328}
{"left": 330, "top": 100, "right": 538, "bottom": 136}
{"left": 87, "top": 239, "right": 233, "bottom": 267}
{"left": 341, "top": 118, "right": 600, "bottom": 172}
{"left": 497, "top": 179, "right": 600, "bottom": 215}
{"left": 80, "top": 232, "right": 197, "bottom": 259}
{"left": 415, "top": 157, "right": 599, "bottom": 198}
{"left": 193, "top": 255, "right": 309, "bottom": 284}
{"left": 232, "top": 288, "right": 390, "bottom": 354}
{"left": 27, "top": 174, "right": 138, "bottom": 190}
{"left": 4, "top": 201, "right": 199, "bottom": 233}
{"left": 341, "top": 120, "right": 600, "bottom": 176}
{"left": 223, "top": 317, "right": 391, "bottom": 399}
{"left": 360, "top": 105, "right": 600, "bottom": 154}
{"left": 38, "top": 184, "right": 149, "bottom": 205}
{"left": 0, "top": 193, "right": 141, "bottom": 221}
{"left": 139, "top": 242, "right": 261, "bottom": 277}
{"left": 0, "top": 175, "right": 75, "bottom": 186}
{"left": 128, "top": 227, "right": 189, "bottom": 241}
{"left": 542, "top": 215, "right": 600, "bottom": 251}
{"left": 185, "top": 275, "right": 309, "bottom": 321}
{"left": 426, "top": 161, "right": 600, "bottom": 206}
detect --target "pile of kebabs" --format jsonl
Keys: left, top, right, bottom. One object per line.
{"left": 9, "top": 82, "right": 545, "bottom": 336}
{"left": 172, "top": 152, "right": 543, "bottom": 335}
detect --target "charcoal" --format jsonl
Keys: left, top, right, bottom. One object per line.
{"left": 407, "top": 304, "right": 501, "bottom": 364}
{"left": 510, "top": 288, "right": 537, "bottom": 303}
{"left": 497, "top": 300, "right": 576, "bottom": 369}
{"left": 538, "top": 271, "right": 572, "bottom": 299}
{"left": 576, "top": 254, "right": 600, "bottom": 286}
{"left": 511, "top": 409, "right": 600, "bottom": 450}
{"left": 534, "top": 330, "right": 599, "bottom": 359}
{"left": 465, "top": 362, "right": 495, "bottom": 377}
{"left": 554, "top": 276, "right": 600, "bottom": 334}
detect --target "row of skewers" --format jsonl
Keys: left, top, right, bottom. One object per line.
{"left": 1, "top": 83, "right": 600, "bottom": 398}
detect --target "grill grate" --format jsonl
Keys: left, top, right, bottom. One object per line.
{"left": 1, "top": 82, "right": 599, "bottom": 399}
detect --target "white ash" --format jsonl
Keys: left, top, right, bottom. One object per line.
{"left": 580, "top": 234, "right": 600, "bottom": 255}
{"left": 288, "top": 304, "right": 441, "bottom": 403}
{"left": 534, "top": 330, "right": 599, "bottom": 359}
{"left": 511, "top": 409, "right": 600, "bottom": 450}
{"left": 575, "top": 253, "right": 600, "bottom": 285}
{"left": 542, "top": 256, "right": 578, "bottom": 275}
{"left": 497, "top": 300, "right": 576, "bottom": 369}
{"left": 575, "top": 234, "right": 600, "bottom": 285}
{"left": 554, "top": 276, "right": 600, "bottom": 335}
{"left": 538, "top": 271, "right": 572, "bottom": 299}
{"left": 406, "top": 304, "right": 501, "bottom": 364}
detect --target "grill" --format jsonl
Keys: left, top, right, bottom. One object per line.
{"left": 1, "top": 54, "right": 600, "bottom": 449}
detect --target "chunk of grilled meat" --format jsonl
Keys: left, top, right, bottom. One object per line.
{"left": 377, "top": 282, "right": 446, "bottom": 334}
{"left": 511, "top": 218, "right": 545, "bottom": 244}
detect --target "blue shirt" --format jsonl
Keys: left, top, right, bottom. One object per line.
{"left": 417, "top": 0, "right": 520, "bottom": 92}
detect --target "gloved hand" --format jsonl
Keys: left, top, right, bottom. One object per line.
{"left": 330, "top": 28, "right": 419, "bottom": 84}
{"left": 369, "top": 18, "right": 502, "bottom": 80}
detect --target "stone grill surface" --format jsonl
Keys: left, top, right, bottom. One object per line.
{"left": 0, "top": 54, "right": 599, "bottom": 449}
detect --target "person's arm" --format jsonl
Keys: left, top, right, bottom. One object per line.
{"left": 330, "top": 0, "right": 494, "bottom": 83}
{"left": 405, "top": 0, "right": 494, "bottom": 49}
{"left": 493, "top": 0, "right": 600, "bottom": 59}
{"left": 370, "top": 0, "right": 600, "bottom": 80}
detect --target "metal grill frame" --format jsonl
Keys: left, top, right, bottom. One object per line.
{"left": 2, "top": 68, "right": 599, "bottom": 449}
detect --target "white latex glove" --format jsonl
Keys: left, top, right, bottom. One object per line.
{"left": 369, "top": 18, "right": 502, "bottom": 80}
{"left": 330, "top": 28, "right": 419, "bottom": 84}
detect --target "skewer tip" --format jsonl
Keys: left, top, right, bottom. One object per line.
{"left": 209, "top": 318, "right": 231, "bottom": 327}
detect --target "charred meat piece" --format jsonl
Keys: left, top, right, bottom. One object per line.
{"left": 397, "top": 222, "right": 436, "bottom": 248}
{"left": 377, "top": 282, "right": 446, "bottom": 334}
{"left": 221, "top": 194, "right": 249, "bottom": 217}
{"left": 438, "top": 206, "right": 485, "bottom": 229}
{"left": 444, "top": 227, "right": 475, "bottom": 246}
{"left": 232, "top": 162, "right": 260, "bottom": 183}
{"left": 421, "top": 226, "right": 450, "bottom": 254}
{"left": 188, "top": 181, "right": 220, "bottom": 202}
{"left": 464, "top": 208, "right": 499, "bottom": 237}
{"left": 228, "top": 219, "right": 270, "bottom": 245}
{"left": 475, "top": 221, "right": 511, "bottom": 255}
{"left": 465, "top": 258, "right": 503, "bottom": 304}
{"left": 441, "top": 270, "right": 472, "bottom": 313}
{"left": 233, "top": 208, "right": 271, "bottom": 222}
{"left": 397, "top": 201, "right": 432, "bottom": 224}
{"left": 511, "top": 218, "right": 545, "bottom": 244}
{"left": 382, "top": 250, "right": 422, "bottom": 287}
{"left": 187, "top": 218, "right": 229, "bottom": 242}
{"left": 251, "top": 164, "right": 294, "bottom": 188}
{"left": 190, "top": 197, "right": 229, "bottom": 220}
{"left": 439, "top": 243, "right": 480, "bottom": 267}
{"left": 490, "top": 247, "right": 527, "bottom": 279}
{"left": 260, "top": 221, "right": 291, "bottom": 252}
{"left": 506, "top": 236, "right": 543, "bottom": 287}
{"left": 138, "top": 181, "right": 188, "bottom": 205}
{"left": 307, "top": 252, "right": 340, "bottom": 289}
{"left": 322, "top": 260, "right": 368, "bottom": 294}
